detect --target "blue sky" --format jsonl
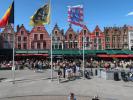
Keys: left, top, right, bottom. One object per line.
{"left": 0, "top": 0, "right": 133, "bottom": 33}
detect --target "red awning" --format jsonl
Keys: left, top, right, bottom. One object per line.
{"left": 110, "top": 55, "right": 129, "bottom": 58}
{"left": 16, "top": 54, "right": 48, "bottom": 57}
{"left": 97, "top": 54, "right": 109, "bottom": 58}
{"left": 97, "top": 54, "right": 133, "bottom": 58}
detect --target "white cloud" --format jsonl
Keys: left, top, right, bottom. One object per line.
{"left": 126, "top": 12, "right": 133, "bottom": 16}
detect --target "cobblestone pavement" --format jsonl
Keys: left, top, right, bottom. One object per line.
{"left": 0, "top": 69, "right": 133, "bottom": 100}
{"left": 0, "top": 95, "right": 93, "bottom": 100}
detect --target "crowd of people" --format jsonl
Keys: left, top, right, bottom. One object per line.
{"left": 1, "top": 58, "right": 133, "bottom": 70}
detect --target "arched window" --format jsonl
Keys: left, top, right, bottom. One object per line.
{"left": 54, "top": 30, "right": 58, "bottom": 35}
{"left": 69, "top": 34, "right": 72, "bottom": 40}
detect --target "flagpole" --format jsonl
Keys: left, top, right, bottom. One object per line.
{"left": 12, "top": 25, "right": 15, "bottom": 84}
{"left": 83, "top": 26, "right": 85, "bottom": 79}
{"left": 12, "top": 0, "right": 15, "bottom": 84}
{"left": 82, "top": 4, "right": 85, "bottom": 79}
{"left": 49, "top": 0, "right": 53, "bottom": 81}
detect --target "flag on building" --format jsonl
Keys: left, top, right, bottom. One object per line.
{"left": 0, "top": 1, "right": 14, "bottom": 28}
{"left": 30, "top": 3, "right": 50, "bottom": 26}
{"left": 68, "top": 5, "right": 84, "bottom": 27}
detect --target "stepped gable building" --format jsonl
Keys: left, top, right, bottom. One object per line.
{"left": 65, "top": 24, "right": 78, "bottom": 49}
{"left": 90, "top": 25, "right": 105, "bottom": 50}
{"left": 29, "top": 25, "right": 51, "bottom": 49}
{"left": 15, "top": 24, "right": 30, "bottom": 49}
{"left": 0, "top": 24, "right": 14, "bottom": 49}
{"left": 78, "top": 25, "right": 91, "bottom": 50}
{"left": 52, "top": 23, "right": 64, "bottom": 50}
{"left": 104, "top": 25, "right": 128, "bottom": 49}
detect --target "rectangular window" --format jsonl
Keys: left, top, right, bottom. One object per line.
{"left": 37, "top": 43, "right": 40, "bottom": 49}
{"left": 99, "top": 38, "right": 101, "bottom": 43}
{"left": 23, "top": 43, "right": 27, "bottom": 49}
{"left": 94, "top": 38, "right": 97, "bottom": 43}
{"left": 69, "top": 42, "right": 73, "bottom": 48}
{"left": 21, "top": 31, "right": 24, "bottom": 35}
{"left": 106, "top": 45, "right": 110, "bottom": 49}
{"left": 23, "top": 37, "right": 27, "bottom": 41}
{"left": 34, "top": 34, "right": 38, "bottom": 40}
{"left": 86, "top": 37, "right": 89, "bottom": 41}
{"left": 43, "top": 42, "right": 46, "bottom": 49}
{"left": 106, "top": 37, "right": 110, "bottom": 42}
{"left": 55, "top": 44, "right": 58, "bottom": 49}
{"left": 112, "top": 36, "right": 115, "bottom": 42}
{"left": 18, "top": 36, "right": 21, "bottom": 41}
{"left": 31, "top": 43, "right": 34, "bottom": 49}
{"left": 99, "top": 45, "right": 102, "bottom": 49}
{"left": 74, "top": 42, "right": 77, "bottom": 48}
{"left": 40, "top": 34, "right": 43, "bottom": 40}
{"left": 18, "top": 44, "right": 21, "bottom": 49}
{"left": 96, "top": 32, "right": 99, "bottom": 36}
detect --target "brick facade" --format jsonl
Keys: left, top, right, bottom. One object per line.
{"left": 29, "top": 25, "right": 51, "bottom": 49}
{"left": 78, "top": 26, "right": 91, "bottom": 50}
{"left": 104, "top": 25, "right": 128, "bottom": 49}
{"left": 0, "top": 24, "right": 132, "bottom": 50}
{"left": 90, "top": 25, "right": 105, "bottom": 50}
{"left": 65, "top": 24, "right": 78, "bottom": 49}
{"left": 15, "top": 24, "right": 29, "bottom": 49}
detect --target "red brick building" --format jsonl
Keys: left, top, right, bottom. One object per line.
{"left": 15, "top": 25, "right": 51, "bottom": 50}
{"left": 29, "top": 25, "right": 51, "bottom": 49}
{"left": 78, "top": 26, "right": 91, "bottom": 50}
{"left": 104, "top": 25, "right": 128, "bottom": 49}
{"left": 90, "top": 25, "right": 105, "bottom": 50}
{"left": 15, "top": 24, "right": 29, "bottom": 49}
{"left": 65, "top": 24, "right": 78, "bottom": 49}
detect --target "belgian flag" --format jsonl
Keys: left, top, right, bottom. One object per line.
{"left": 0, "top": 1, "right": 14, "bottom": 28}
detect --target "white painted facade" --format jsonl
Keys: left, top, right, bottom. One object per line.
{"left": 128, "top": 30, "right": 133, "bottom": 50}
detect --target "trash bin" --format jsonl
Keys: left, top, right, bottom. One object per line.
{"left": 84, "top": 70, "right": 91, "bottom": 79}
{"left": 114, "top": 72, "right": 120, "bottom": 81}
{"left": 121, "top": 71, "right": 128, "bottom": 82}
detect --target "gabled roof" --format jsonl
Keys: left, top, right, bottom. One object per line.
{"left": 16, "top": 24, "right": 29, "bottom": 33}
{"left": 65, "top": 24, "right": 76, "bottom": 35}
{"left": 79, "top": 25, "right": 90, "bottom": 35}
{"left": 92, "top": 25, "right": 102, "bottom": 33}
{"left": 30, "top": 25, "right": 48, "bottom": 33}
{"left": 52, "top": 23, "right": 64, "bottom": 36}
